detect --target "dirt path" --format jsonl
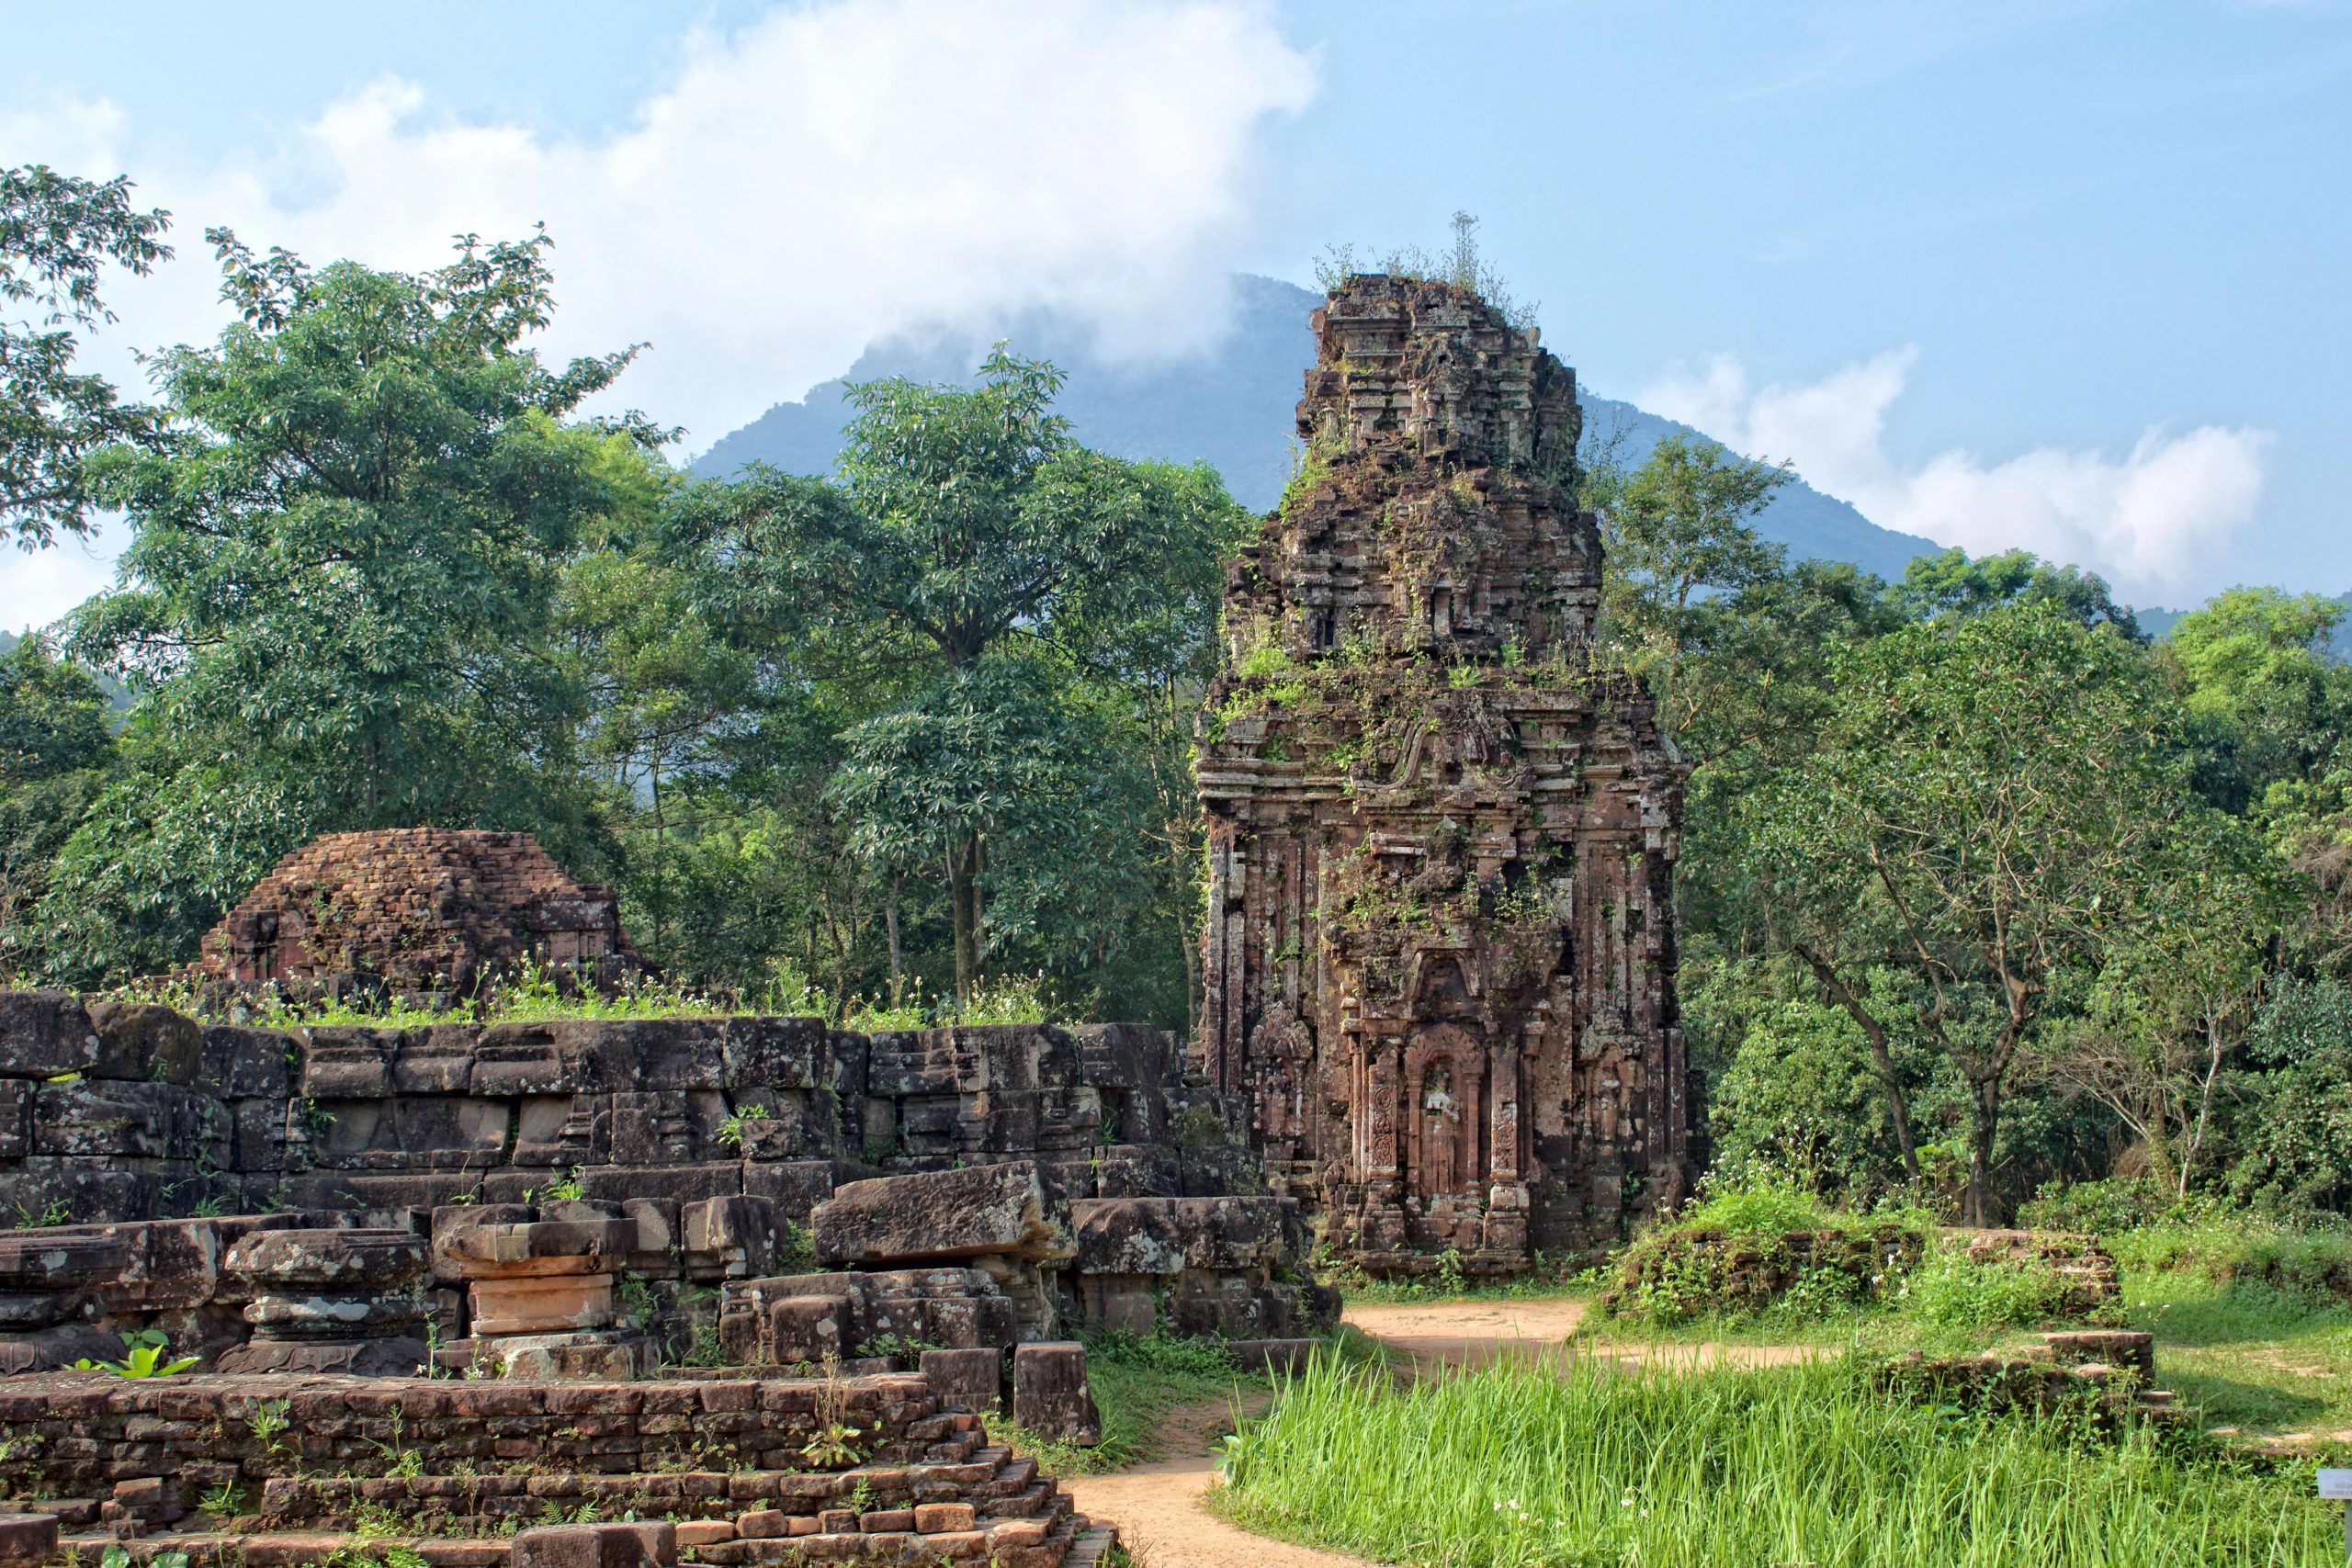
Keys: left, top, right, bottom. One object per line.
{"left": 1060, "top": 1389, "right": 1364, "bottom": 1568}
{"left": 1065, "top": 1297, "right": 1819, "bottom": 1565}
{"left": 1343, "top": 1297, "right": 1819, "bottom": 1373}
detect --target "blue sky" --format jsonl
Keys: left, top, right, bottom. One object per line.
{"left": 4, "top": 0, "right": 2346, "bottom": 621}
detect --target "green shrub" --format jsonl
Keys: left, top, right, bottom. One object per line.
{"left": 1894, "top": 1244, "right": 2074, "bottom": 1329}
{"left": 2019, "top": 1175, "right": 2190, "bottom": 1234}
{"left": 1676, "top": 1168, "right": 1838, "bottom": 1235}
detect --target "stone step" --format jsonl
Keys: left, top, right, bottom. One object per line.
{"left": 923, "top": 1427, "right": 986, "bottom": 1462}
{"left": 1063, "top": 1521, "right": 1125, "bottom": 1567}
{"left": 687, "top": 1511, "right": 1083, "bottom": 1565}
{"left": 977, "top": 1459, "right": 1040, "bottom": 1500}
{"left": 251, "top": 1454, "right": 1043, "bottom": 1522}
{"left": 982, "top": 1480, "right": 1074, "bottom": 1525}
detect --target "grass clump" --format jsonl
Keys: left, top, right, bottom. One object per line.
{"left": 1218, "top": 1349, "right": 2340, "bottom": 1567}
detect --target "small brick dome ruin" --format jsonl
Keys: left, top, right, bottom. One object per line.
{"left": 198, "top": 828, "right": 642, "bottom": 997}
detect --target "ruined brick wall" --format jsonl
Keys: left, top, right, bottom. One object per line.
{"left": 0, "top": 993, "right": 1250, "bottom": 1228}
{"left": 0, "top": 1371, "right": 948, "bottom": 1495}
{"left": 197, "top": 829, "right": 643, "bottom": 997}
{"left": 0, "top": 993, "right": 1304, "bottom": 1380}
{"left": 1197, "top": 276, "right": 1692, "bottom": 1274}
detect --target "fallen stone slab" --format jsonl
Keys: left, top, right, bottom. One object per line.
{"left": 1226, "top": 1337, "right": 1322, "bottom": 1374}
{"left": 215, "top": 1337, "right": 430, "bottom": 1376}
{"left": 1069, "top": 1195, "right": 1302, "bottom": 1275}
{"left": 512, "top": 1521, "right": 677, "bottom": 1568}
{"left": 920, "top": 1347, "right": 1003, "bottom": 1416}
{"left": 224, "top": 1228, "right": 429, "bottom": 1292}
{"left": 813, "top": 1161, "right": 1070, "bottom": 1268}
{"left": 433, "top": 1205, "right": 635, "bottom": 1278}
{"left": 0, "top": 1513, "right": 54, "bottom": 1563}
{"left": 0, "top": 991, "right": 97, "bottom": 1079}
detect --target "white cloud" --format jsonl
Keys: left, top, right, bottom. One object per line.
{"left": 1641, "top": 350, "right": 2272, "bottom": 600}
{"left": 0, "top": 0, "right": 1316, "bottom": 626}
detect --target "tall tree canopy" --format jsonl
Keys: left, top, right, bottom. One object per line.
{"left": 667, "top": 349, "right": 1246, "bottom": 1001}
{"left": 36, "top": 227, "right": 646, "bottom": 983}
{"left": 1, "top": 164, "right": 173, "bottom": 548}
{"left": 1736, "top": 604, "right": 2244, "bottom": 1223}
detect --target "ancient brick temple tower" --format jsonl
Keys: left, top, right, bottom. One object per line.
{"left": 1195, "top": 275, "right": 1691, "bottom": 1274}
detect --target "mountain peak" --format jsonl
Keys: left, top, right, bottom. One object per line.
{"left": 693, "top": 273, "right": 1938, "bottom": 581}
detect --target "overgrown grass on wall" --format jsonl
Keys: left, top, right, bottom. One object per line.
{"left": 1217, "top": 1351, "right": 2341, "bottom": 1568}
{"left": 99, "top": 962, "right": 1061, "bottom": 1031}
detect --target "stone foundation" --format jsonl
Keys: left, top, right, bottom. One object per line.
{"left": 0, "top": 1371, "right": 1114, "bottom": 1565}
{"left": 0, "top": 996, "right": 1248, "bottom": 1227}
{"left": 0, "top": 996, "right": 1337, "bottom": 1385}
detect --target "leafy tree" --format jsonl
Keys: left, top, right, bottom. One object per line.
{"left": 2040, "top": 822, "right": 2289, "bottom": 1197}
{"left": 2165, "top": 586, "right": 2352, "bottom": 823}
{"left": 2, "top": 164, "right": 173, "bottom": 547}
{"left": 2224, "top": 974, "right": 2352, "bottom": 1215}
{"left": 1690, "top": 953, "right": 1921, "bottom": 1202}
{"left": 35, "top": 227, "right": 640, "bottom": 982}
{"left": 0, "top": 634, "right": 116, "bottom": 977}
{"left": 673, "top": 349, "right": 1245, "bottom": 1000}
{"left": 1589, "top": 432, "right": 1791, "bottom": 733}
{"left": 1888, "top": 547, "right": 2141, "bottom": 636}
{"left": 1738, "top": 604, "right": 2217, "bottom": 1223}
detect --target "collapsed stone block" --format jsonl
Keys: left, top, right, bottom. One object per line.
{"left": 218, "top": 1226, "right": 428, "bottom": 1376}
{"left": 199, "top": 1024, "right": 296, "bottom": 1100}
{"left": 469, "top": 1273, "right": 615, "bottom": 1335}
{"left": 0, "top": 991, "right": 98, "bottom": 1080}
{"left": 310, "top": 1095, "right": 508, "bottom": 1170}
{"left": 512, "top": 1520, "right": 676, "bottom": 1568}
{"left": 724, "top": 1269, "right": 1016, "bottom": 1367}
{"left": 81, "top": 999, "right": 201, "bottom": 1086}
{"left": 920, "top": 1347, "right": 1003, "bottom": 1416}
{"left": 1012, "top": 1342, "right": 1099, "bottom": 1446}
{"left": 432, "top": 1201, "right": 646, "bottom": 1370}
{"left": 30, "top": 1080, "right": 226, "bottom": 1165}
{"left": 812, "top": 1161, "right": 1070, "bottom": 1268}
{"left": 0, "top": 1513, "right": 54, "bottom": 1563}
{"left": 447, "top": 1326, "right": 657, "bottom": 1380}
{"left": 682, "top": 1194, "right": 775, "bottom": 1280}
{"left": 1067, "top": 1196, "right": 1338, "bottom": 1340}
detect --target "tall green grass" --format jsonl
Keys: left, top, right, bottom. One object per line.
{"left": 1218, "top": 1350, "right": 2337, "bottom": 1567}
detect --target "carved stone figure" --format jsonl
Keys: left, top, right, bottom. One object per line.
{"left": 1195, "top": 274, "right": 1693, "bottom": 1274}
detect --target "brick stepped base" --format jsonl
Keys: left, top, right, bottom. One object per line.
{"left": 0, "top": 1372, "right": 1114, "bottom": 1567}
{"left": 50, "top": 1432, "right": 1107, "bottom": 1567}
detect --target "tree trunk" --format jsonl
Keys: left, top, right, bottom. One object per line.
{"left": 1797, "top": 945, "right": 1923, "bottom": 1184}
{"left": 885, "top": 874, "right": 904, "bottom": 1004}
{"left": 949, "top": 834, "right": 980, "bottom": 1004}
{"left": 1965, "top": 1073, "right": 2003, "bottom": 1227}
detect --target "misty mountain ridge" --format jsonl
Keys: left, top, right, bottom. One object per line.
{"left": 695, "top": 273, "right": 1942, "bottom": 583}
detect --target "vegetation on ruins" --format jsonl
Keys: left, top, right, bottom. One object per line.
{"left": 69, "top": 1328, "right": 197, "bottom": 1378}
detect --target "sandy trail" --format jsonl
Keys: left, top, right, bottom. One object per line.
{"left": 1342, "top": 1297, "right": 1819, "bottom": 1373}
{"left": 1060, "top": 1389, "right": 1363, "bottom": 1568}
{"left": 1067, "top": 1296, "right": 1813, "bottom": 1566}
